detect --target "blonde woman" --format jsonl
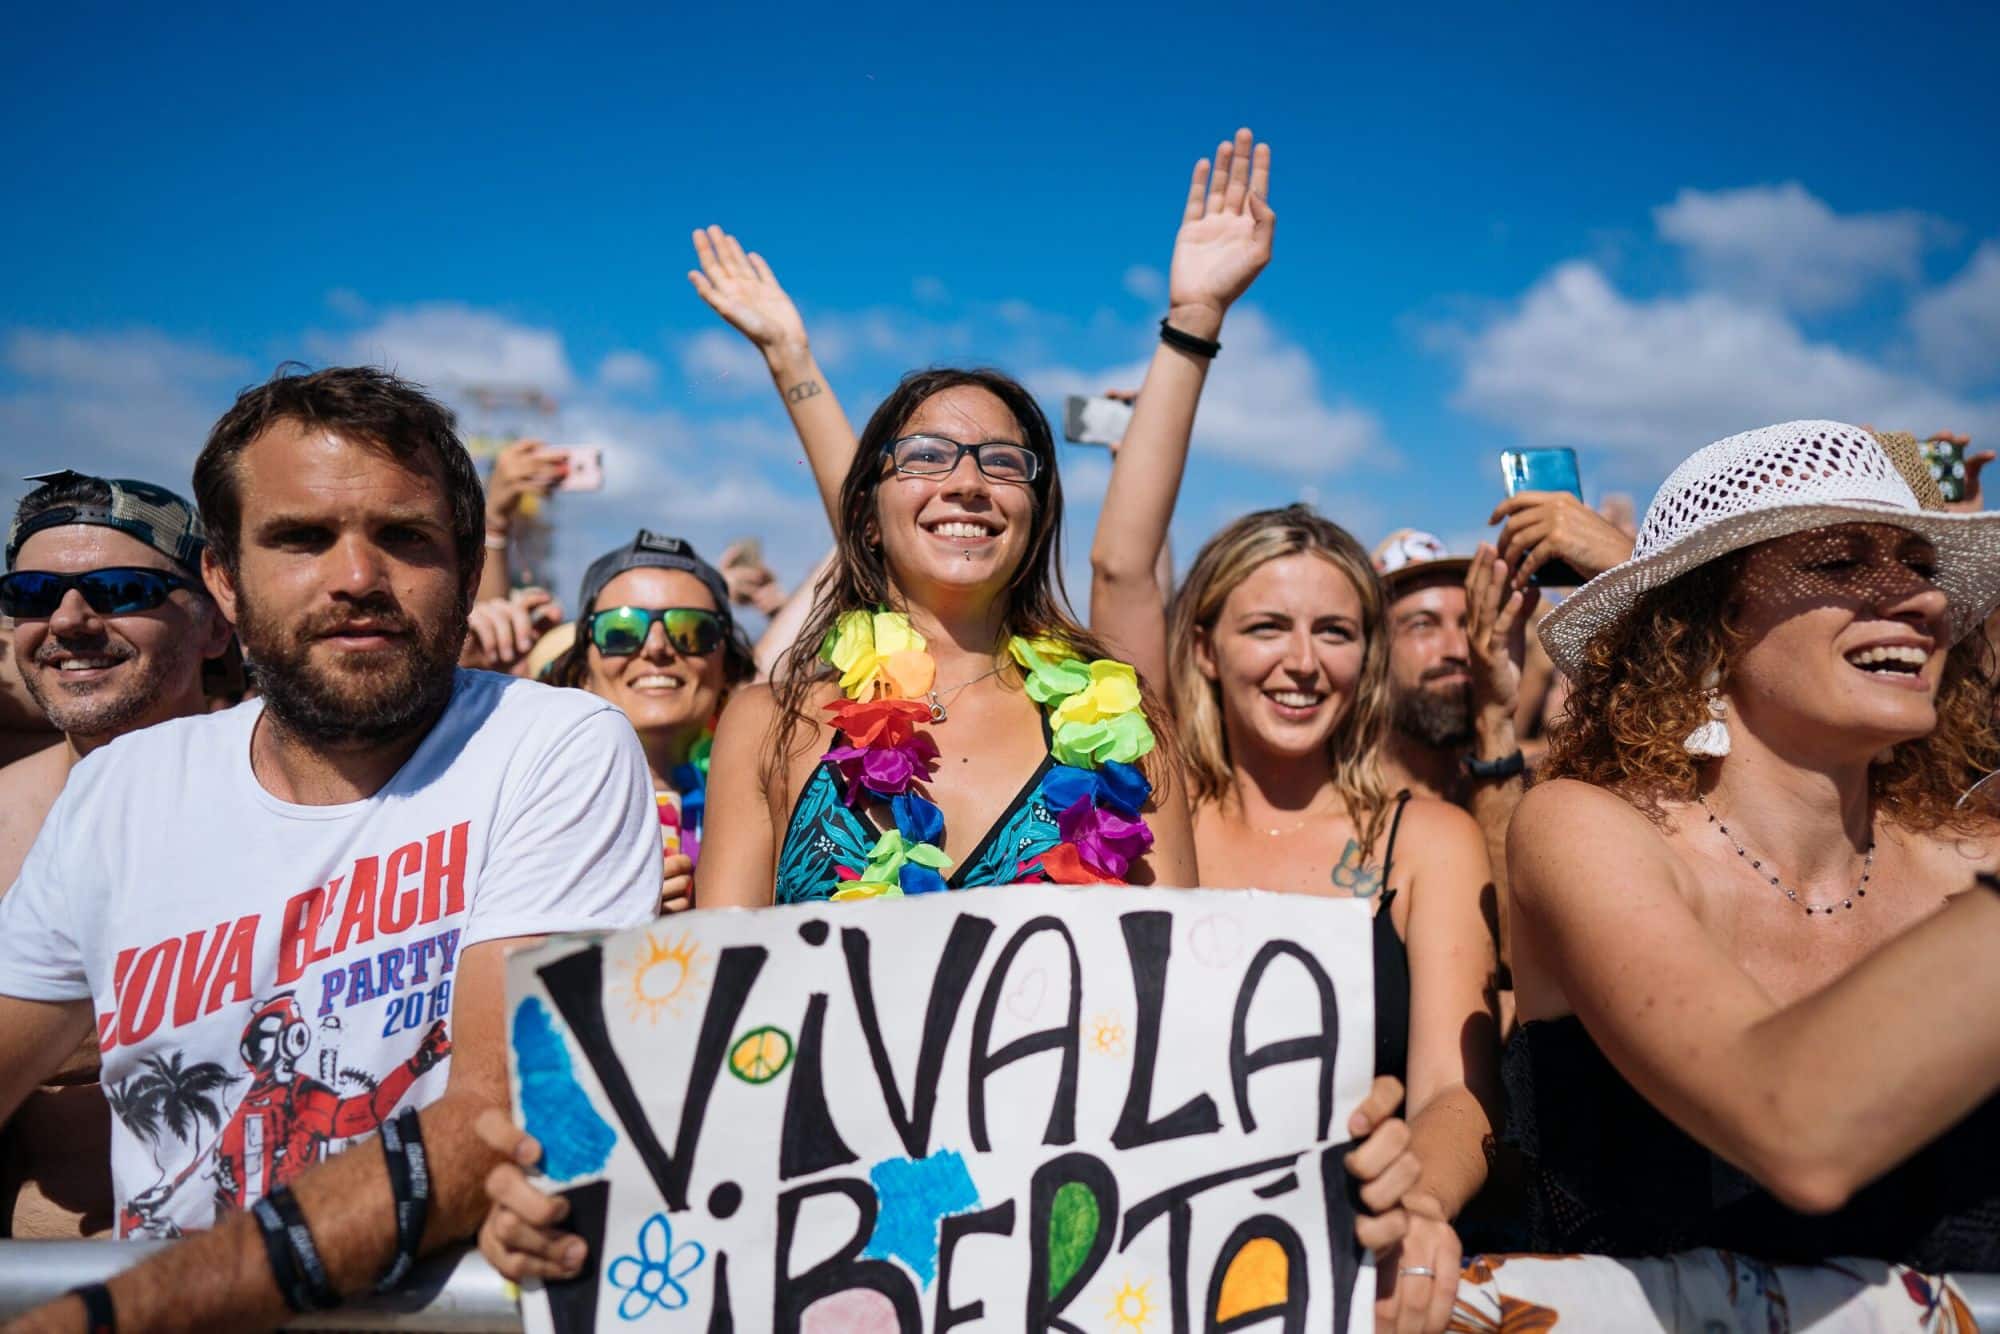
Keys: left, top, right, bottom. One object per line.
{"left": 1159, "top": 508, "right": 1501, "bottom": 1332}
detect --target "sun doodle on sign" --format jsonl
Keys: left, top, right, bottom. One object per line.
{"left": 621, "top": 928, "right": 707, "bottom": 1024}
{"left": 1088, "top": 1013, "right": 1127, "bottom": 1058}
{"left": 1107, "top": 1279, "right": 1155, "bottom": 1331}
{"left": 728, "top": 1025, "right": 794, "bottom": 1084}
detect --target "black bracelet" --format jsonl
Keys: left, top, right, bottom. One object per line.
{"left": 1158, "top": 318, "right": 1221, "bottom": 359}
{"left": 68, "top": 1282, "right": 115, "bottom": 1334}
{"left": 1463, "top": 749, "right": 1526, "bottom": 780}
{"left": 255, "top": 1187, "right": 340, "bottom": 1313}
{"left": 376, "top": 1105, "right": 432, "bottom": 1292}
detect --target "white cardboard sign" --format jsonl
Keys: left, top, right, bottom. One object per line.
{"left": 506, "top": 885, "right": 1375, "bottom": 1332}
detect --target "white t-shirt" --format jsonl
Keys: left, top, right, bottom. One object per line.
{"left": 0, "top": 669, "right": 660, "bottom": 1238}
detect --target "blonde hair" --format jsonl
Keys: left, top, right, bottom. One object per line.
{"left": 1167, "top": 504, "right": 1397, "bottom": 852}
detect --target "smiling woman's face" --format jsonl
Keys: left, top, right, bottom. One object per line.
{"left": 583, "top": 567, "right": 729, "bottom": 737}
{"left": 1726, "top": 522, "right": 1952, "bottom": 753}
{"left": 872, "top": 386, "right": 1039, "bottom": 601}
{"left": 1196, "top": 552, "right": 1368, "bottom": 761}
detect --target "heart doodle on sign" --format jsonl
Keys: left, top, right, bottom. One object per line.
{"left": 1004, "top": 968, "right": 1048, "bottom": 1021}
{"left": 1187, "top": 913, "right": 1243, "bottom": 969}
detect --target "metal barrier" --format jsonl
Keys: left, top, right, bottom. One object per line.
{"left": 0, "top": 1243, "right": 1993, "bottom": 1329}
{"left": 0, "top": 1243, "right": 518, "bottom": 1330}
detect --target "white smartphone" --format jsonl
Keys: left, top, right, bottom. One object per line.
{"left": 1063, "top": 395, "right": 1135, "bottom": 447}
{"left": 555, "top": 446, "right": 604, "bottom": 492}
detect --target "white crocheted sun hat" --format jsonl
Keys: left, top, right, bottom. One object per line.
{"left": 1540, "top": 420, "right": 2000, "bottom": 677}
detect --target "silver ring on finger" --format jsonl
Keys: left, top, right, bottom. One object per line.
{"left": 1398, "top": 1266, "right": 1435, "bottom": 1278}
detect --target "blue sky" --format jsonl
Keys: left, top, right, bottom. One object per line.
{"left": 5, "top": 2, "right": 1998, "bottom": 614}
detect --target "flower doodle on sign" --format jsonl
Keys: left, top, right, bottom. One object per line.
{"left": 607, "top": 1212, "right": 706, "bottom": 1321}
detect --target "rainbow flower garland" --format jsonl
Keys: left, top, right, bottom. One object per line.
{"left": 817, "top": 611, "right": 1158, "bottom": 900}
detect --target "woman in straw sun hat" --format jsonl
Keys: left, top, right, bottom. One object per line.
{"left": 1500, "top": 420, "right": 2000, "bottom": 1288}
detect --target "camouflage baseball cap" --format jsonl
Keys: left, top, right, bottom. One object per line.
{"left": 6, "top": 470, "right": 207, "bottom": 574}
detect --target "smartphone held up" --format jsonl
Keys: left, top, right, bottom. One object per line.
{"left": 554, "top": 446, "right": 605, "bottom": 492}
{"left": 1063, "top": 395, "right": 1135, "bottom": 448}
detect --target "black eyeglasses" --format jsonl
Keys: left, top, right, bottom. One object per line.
{"left": 587, "top": 606, "right": 725, "bottom": 658}
{"left": 884, "top": 434, "right": 1041, "bottom": 485}
{"left": 0, "top": 568, "right": 197, "bottom": 620}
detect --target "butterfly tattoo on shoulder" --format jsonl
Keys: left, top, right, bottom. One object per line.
{"left": 1331, "top": 839, "right": 1385, "bottom": 898}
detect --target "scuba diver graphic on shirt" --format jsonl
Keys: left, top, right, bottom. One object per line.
{"left": 109, "top": 991, "right": 450, "bottom": 1237}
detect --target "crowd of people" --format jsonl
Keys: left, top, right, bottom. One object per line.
{"left": 0, "top": 126, "right": 1996, "bottom": 1333}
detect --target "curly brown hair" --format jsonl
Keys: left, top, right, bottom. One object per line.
{"left": 1542, "top": 550, "right": 2000, "bottom": 831}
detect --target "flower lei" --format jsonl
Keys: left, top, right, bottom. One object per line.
{"left": 657, "top": 728, "right": 713, "bottom": 863}
{"left": 817, "top": 611, "right": 1158, "bottom": 900}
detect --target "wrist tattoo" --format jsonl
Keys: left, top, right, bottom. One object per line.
{"left": 784, "top": 379, "right": 823, "bottom": 405}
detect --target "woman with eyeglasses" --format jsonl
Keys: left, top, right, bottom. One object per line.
{"left": 542, "top": 531, "right": 756, "bottom": 912}
{"left": 691, "top": 364, "right": 1198, "bottom": 904}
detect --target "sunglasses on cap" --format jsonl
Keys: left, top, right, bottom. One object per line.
{"left": 0, "top": 567, "right": 198, "bottom": 620}
{"left": 586, "top": 605, "right": 725, "bottom": 658}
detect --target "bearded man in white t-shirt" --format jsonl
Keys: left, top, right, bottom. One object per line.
{"left": 0, "top": 365, "right": 660, "bottom": 1332}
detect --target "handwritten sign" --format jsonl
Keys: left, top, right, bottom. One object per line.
{"left": 506, "top": 885, "right": 1375, "bottom": 1332}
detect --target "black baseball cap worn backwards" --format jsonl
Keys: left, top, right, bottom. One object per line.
{"left": 576, "top": 530, "right": 733, "bottom": 622}
{"left": 6, "top": 470, "right": 207, "bottom": 574}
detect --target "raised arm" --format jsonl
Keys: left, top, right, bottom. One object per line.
{"left": 1510, "top": 778, "right": 2000, "bottom": 1212}
{"left": 688, "top": 227, "right": 859, "bottom": 529}
{"left": 1091, "top": 128, "right": 1274, "bottom": 687}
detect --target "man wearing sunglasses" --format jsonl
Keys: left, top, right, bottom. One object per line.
{"left": 0, "top": 471, "right": 233, "bottom": 1242}
{"left": 0, "top": 366, "right": 660, "bottom": 1333}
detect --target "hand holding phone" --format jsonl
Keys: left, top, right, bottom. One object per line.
{"left": 1493, "top": 448, "right": 1625, "bottom": 588}
{"left": 554, "top": 446, "right": 604, "bottom": 492}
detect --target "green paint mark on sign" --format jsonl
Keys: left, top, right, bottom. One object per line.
{"left": 1046, "top": 1180, "right": 1100, "bottom": 1300}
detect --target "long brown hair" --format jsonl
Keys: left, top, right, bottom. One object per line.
{"left": 1543, "top": 548, "right": 2000, "bottom": 831}
{"left": 769, "top": 368, "right": 1170, "bottom": 778}
{"left": 1166, "top": 504, "right": 1396, "bottom": 853}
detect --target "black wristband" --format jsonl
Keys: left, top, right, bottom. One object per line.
{"left": 256, "top": 1186, "right": 340, "bottom": 1313}
{"left": 1159, "top": 318, "right": 1221, "bottom": 359}
{"left": 376, "top": 1105, "right": 432, "bottom": 1292}
{"left": 1463, "top": 749, "right": 1526, "bottom": 780}
{"left": 68, "top": 1282, "right": 115, "bottom": 1334}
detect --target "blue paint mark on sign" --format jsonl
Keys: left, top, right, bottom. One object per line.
{"left": 862, "top": 1149, "right": 980, "bottom": 1287}
{"left": 512, "top": 996, "right": 617, "bottom": 1180}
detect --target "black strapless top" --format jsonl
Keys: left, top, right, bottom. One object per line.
{"left": 1505, "top": 1016, "right": 2000, "bottom": 1269}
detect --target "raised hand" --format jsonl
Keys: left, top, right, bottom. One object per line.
{"left": 688, "top": 226, "right": 809, "bottom": 359}
{"left": 1464, "top": 544, "right": 1537, "bottom": 719}
{"left": 1167, "top": 127, "right": 1275, "bottom": 332}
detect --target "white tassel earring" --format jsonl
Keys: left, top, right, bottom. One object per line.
{"left": 1683, "top": 667, "right": 1731, "bottom": 758}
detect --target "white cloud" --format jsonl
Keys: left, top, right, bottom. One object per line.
{"left": 5, "top": 328, "right": 248, "bottom": 390}
{"left": 1029, "top": 307, "right": 1383, "bottom": 476}
{"left": 1653, "top": 183, "right": 1936, "bottom": 312}
{"left": 326, "top": 303, "right": 576, "bottom": 395}
{"left": 1122, "top": 265, "right": 1166, "bottom": 302}
{"left": 596, "top": 349, "right": 659, "bottom": 392}
{"left": 1451, "top": 260, "right": 2000, "bottom": 468}
{"left": 1909, "top": 241, "right": 2000, "bottom": 387}
{"left": 809, "top": 308, "right": 975, "bottom": 372}
{"left": 0, "top": 328, "right": 247, "bottom": 493}
{"left": 675, "top": 329, "right": 768, "bottom": 399}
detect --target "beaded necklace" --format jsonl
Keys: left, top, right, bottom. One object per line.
{"left": 816, "top": 610, "right": 1158, "bottom": 899}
